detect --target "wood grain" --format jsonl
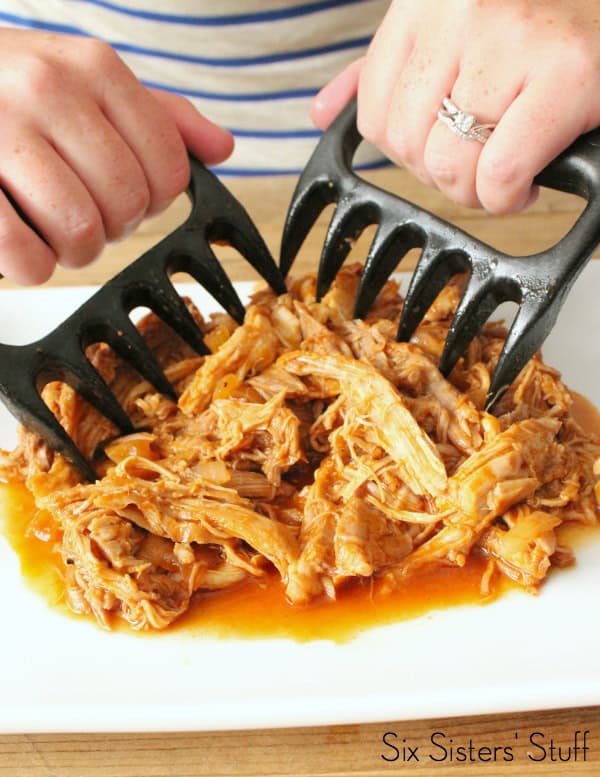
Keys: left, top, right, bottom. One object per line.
{"left": 1, "top": 707, "right": 599, "bottom": 776}
{"left": 0, "top": 169, "right": 598, "bottom": 775}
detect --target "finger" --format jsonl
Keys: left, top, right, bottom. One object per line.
{"left": 0, "top": 190, "right": 56, "bottom": 285}
{"left": 0, "top": 132, "right": 105, "bottom": 269}
{"left": 425, "top": 61, "right": 523, "bottom": 207}
{"left": 383, "top": 47, "right": 460, "bottom": 185}
{"left": 477, "top": 75, "right": 590, "bottom": 213}
{"left": 92, "top": 55, "right": 192, "bottom": 215}
{"left": 424, "top": 121, "right": 482, "bottom": 206}
{"left": 311, "top": 58, "right": 363, "bottom": 130}
{"left": 44, "top": 98, "right": 150, "bottom": 241}
{"left": 150, "top": 89, "right": 234, "bottom": 166}
{"left": 356, "top": 1, "right": 416, "bottom": 147}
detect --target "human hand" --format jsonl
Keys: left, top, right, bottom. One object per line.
{"left": 0, "top": 29, "right": 233, "bottom": 284}
{"left": 312, "top": 0, "right": 600, "bottom": 214}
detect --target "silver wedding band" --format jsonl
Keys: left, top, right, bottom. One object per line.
{"left": 437, "top": 97, "right": 496, "bottom": 143}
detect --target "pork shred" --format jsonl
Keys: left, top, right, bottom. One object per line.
{"left": 1, "top": 266, "right": 598, "bottom": 629}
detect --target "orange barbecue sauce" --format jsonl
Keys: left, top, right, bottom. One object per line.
{"left": 170, "top": 559, "right": 497, "bottom": 642}
{"left": 1, "top": 390, "right": 598, "bottom": 642}
{"left": 570, "top": 391, "right": 600, "bottom": 434}
{"left": 0, "top": 483, "right": 69, "bottom": 615}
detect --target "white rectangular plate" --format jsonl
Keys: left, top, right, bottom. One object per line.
{"left": 0, "top": 265, "right": 599, "bottom": 734}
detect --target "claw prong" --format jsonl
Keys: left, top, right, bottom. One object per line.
{"left": 355, "top": 221, "right": 425, "bottom": 318}
{"left": 396, "top": 247, "right": 468, "bottom": 342}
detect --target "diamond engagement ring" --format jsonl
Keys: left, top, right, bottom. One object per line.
{"left": 437, "top": 97, "right": 496, "bottom": 143}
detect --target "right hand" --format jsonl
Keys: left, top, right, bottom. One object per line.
{"left": 313, "top": 0, "right": 600, "bottom": 215}
{"left": 0, "top": 29, "right": 234, "bottom": 284}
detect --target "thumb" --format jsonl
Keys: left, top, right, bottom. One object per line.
{"left": 149, "top": 88, "right": 234, "bottom": 165}
{"left": 311, "top": 58, "right": 364, "bottom": 130}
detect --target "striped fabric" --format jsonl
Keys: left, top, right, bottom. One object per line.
{"left": 0, "top": 0, "right": 390, "bottom": 174}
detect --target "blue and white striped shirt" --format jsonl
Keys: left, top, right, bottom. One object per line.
{"left": 0, "top": 0, "right": 389, "bottom": 175}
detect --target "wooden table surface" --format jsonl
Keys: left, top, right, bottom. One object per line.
{"left": 1, "top": 169, "right": 598, "bottom": 776}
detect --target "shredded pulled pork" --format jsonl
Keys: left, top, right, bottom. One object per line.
{"left": 1, "top": 265, "right": 598, "bottom": 629}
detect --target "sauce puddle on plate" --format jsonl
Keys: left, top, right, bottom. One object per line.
{"left": 0, "top": 483, "right": 502, "bottom": 641}
{"left": 1, "top": 390, "right": 598, "bottom": 642}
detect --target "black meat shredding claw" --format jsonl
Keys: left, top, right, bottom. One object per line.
{"left": 280, "top": 97, "right": 600, "bottom": 410}
{"left": 0, "top": 156, "right": 286, "bottom": 481}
